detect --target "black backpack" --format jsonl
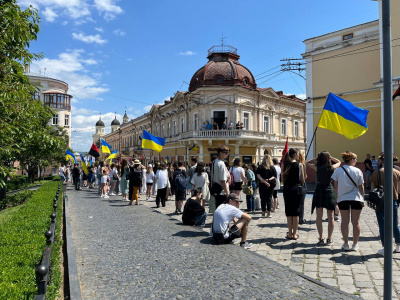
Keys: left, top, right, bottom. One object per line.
{"left": 130, "top": 168, "right": 142, "bottom": 186}
{"left": 175, "top": 170, "right": 187, "bottom": 191}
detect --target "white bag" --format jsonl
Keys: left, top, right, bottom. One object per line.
{"left": 254, "top": 188, "right": 261, "bottom": 210}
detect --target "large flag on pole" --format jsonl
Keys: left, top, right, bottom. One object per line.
{"left": 80, "top": 154, "right": 88, "bottom": 175}
{"left": 317, "top": 93, "right": 369, "bottom": 139}
{"left": 89, "top": 143, "right": 100, "bottom": 157}
{"left": 393, "top": 85, "right": 400, "bottom": 100}
{"left": 101, "top": 138, "right": 112, "bottom": 154}
{"left": 281, "top": 137, "right": 288, "bottom": 166}
{"left": 141, "top": 130, "right": 165, "bottom": 153}
{"left": 105, "top": 149, "right": 118, "bottom": 162}
{"left": 66, "top": 149, "right": 77, "bottom": 164}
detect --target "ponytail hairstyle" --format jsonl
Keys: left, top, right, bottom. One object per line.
{"left": 282, "top": 148, "right": 299, "bottom": 182}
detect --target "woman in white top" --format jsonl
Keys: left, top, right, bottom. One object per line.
{"left": 331, "top": 151, "right": 364, "bottom": 252}
{"left": 59, "top": 165, "right": 66, "bottom": 182}
{"left": 191, "top": 162, "right": 210, "bottom": 207}
{"left": 140, "top": 166, "right": 147, "bottom": 195}
{"left": 109, "top": 164, "right": 118, "bottom": 195}
{"left": 146, "top": 167, "right": 155, "bottom": 200}
{"left": 272, "top": 158, "right": 281, "bottom": 212}
{"left": 155, "top": 162, "right": 169, "bottom": 208}
{"left": 229, "top": 158, "right": 246, "bottom": 196}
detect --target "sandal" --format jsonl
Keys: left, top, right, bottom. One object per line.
{"left": 285, "top": 232, "right": 291, "bottom": 239}
{"left": 291, "top": 234, "right": 299, "bottom": 240}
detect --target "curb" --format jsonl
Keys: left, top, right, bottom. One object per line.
{"left": 64, "top": 187, "right": 82, "bottom": 300}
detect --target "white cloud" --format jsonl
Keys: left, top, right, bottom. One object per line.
{"left": 113, "top": 29, "right": 126, "bottom": 36}
{"left": 95, "top": 27, "right": 104, "bottom": 32}
{"left": 19, "top": 0, "right": 91, "bottom": 20}
{"left": 296, "top": 93, "right": 306, "bottom": 100}
{"left": 31, "top": 49, "right": 109, "bottom": 100}
{"left": 72, "top": 32, "right": 108, "bottom": 45}
{"left": 82, "top": 58, "right": 98, "bottom": 65}
{"left": 61, "top": 20, "right": 69, "bottom": 26}
{"left": 42, "top": 7, "right": 58, "bottom": 22}
{"left": 179, "top": 51, "right": 197, "bottom": 56}
{"left": 93, "top": 0, "right": 123, "bottom": 21}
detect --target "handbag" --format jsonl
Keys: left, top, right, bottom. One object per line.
{"left": 243, "top": 184, "right": 253, "bottom": 196}
{"left": 298, "top": 164, "right": 307, "bottom": 195}
{"left": 210, "top": 161, "right": 223, "bottom": 196}
{"left": 368, "top": 170, "right": 384, "bottom": 211}
{"left": 113, "top": 172, "right": 118, "bottom": 180}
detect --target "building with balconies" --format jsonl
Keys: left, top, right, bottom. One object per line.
{"left": 25, "top": 65, "right": 72, "bottom": 147}
{"left": 102, "top": 45, "right": 306, "bottom": 164}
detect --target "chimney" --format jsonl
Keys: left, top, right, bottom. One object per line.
{"left": 25, "top": 63, "right": 30, "bottom": 73}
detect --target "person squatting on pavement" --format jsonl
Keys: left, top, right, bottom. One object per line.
{"left": 182, "top": 188, "right": 207, "bottom": 227}
{"left": 211, "top": 193, "right": 253, "bottom": 249}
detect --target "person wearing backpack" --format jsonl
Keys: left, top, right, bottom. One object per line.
{"left": 191, "top": 162, "right": 210, "bottom": 208}
{"left": 186, "top": 157, "right": 198, "bottom": 196}
{"left": 370, "top": 153, "right": 400, "bottom": 256}
{"left": 173, "top": 161, "right": 187, "bottom": 214}
{"left": 229, "top": 158, "right": 246, "bottom": 197}
{"left": 128, "top": 159, "right": 143, "bottom": 205}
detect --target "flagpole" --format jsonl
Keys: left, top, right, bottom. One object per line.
{"left": 382, "top": 0, "right": 393, "bottom": 299}
{"left": 305, "top": 127, "right": 318, "bottom": 160}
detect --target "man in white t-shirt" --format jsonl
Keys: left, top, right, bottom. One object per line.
{"left": 211, "top": 194, "right": 253, "bottom": 249}
{"left": 211, "top": 144, "right": 230, "bottom": 208}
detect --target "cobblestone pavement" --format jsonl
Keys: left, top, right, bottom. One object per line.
{"left": 67, "top": 185, "right": 354, "bottom": 299}
{"left": 140, "top": 190, "right": 400, "bottom": 300}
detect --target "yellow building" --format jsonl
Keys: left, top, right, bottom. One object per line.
{"left": 102, "top": 45, "right": 306, "bottom": 164}
{"left": 302, "top": 0, "right": 400, "bottom": 159}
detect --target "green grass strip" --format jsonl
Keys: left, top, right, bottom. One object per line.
{"left": 0, "top": 181, "right": 62, "bottom": 300}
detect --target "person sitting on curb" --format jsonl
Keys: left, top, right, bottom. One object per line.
{"left": 210, "top": 193, "right": 253, "bottom": 249}
{"left": 182, "top": 188, "right": 207, "bottom": 227}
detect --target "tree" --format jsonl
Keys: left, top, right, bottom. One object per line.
{"left": 0, "top": 0, "right": 42, "bottom": 195}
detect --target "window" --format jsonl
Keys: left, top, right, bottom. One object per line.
{"left": 161, "top": 124, "right": 165, "bottom": 137}
{"left": 180, "top": 117, "right": 185, "bottom": 133}
{"left": 343, "top": 33, "right": 353, "bottom": 40}
{"left": 52, "top": 114, "right": 58, "bottom": 125}
{"left": 281, "top": 119, "right": 287, "bottom": 136}
{"left": 263, "top": 116, "right": 269, "bottom": 133}
{"left": 65, "top": 115, "right": 69, "bottom": 126}
{"left": 294, "top": 121, "right": 299, "bottom": 137}
{"left": 173, "top": 121, "right": 176, "bottom": 136}
{"left": 155, "top": 125, "right": 158, "bottom": 136}
{"left": 194, "top": 113, "right": 198, "bottom": 131}
{"left": 243, "top": 112, "right": 250, "bottom": 130}
{"left": 167, "top": 123, "right": 170, "bottom": 137}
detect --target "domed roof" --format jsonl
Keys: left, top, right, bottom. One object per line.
{"left": 96, "top": 118, "right": 104, "bottom": 127}
{"left": 189, "top": 45, "right": 257, "bottom": 92}
{"left": 111, "top": 116, "right": 120, "bottom": 126}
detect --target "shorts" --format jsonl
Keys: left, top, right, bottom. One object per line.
{"left": 146, "top": 182, "right": 153, "bottom": 187}
{"left": 233, "top": 182, "right": 243, "bottom": 191}
{"left": 338, "top": 200, "right": 363, "bottom": 210}
{"left": 101, "top": 176, "right": 108, "bottom": 184}
{"left": 273, "top": 190, "right": 278, "bottom": 198}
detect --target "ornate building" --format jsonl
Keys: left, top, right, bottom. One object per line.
{"left": 25, "top": 65, "right": 72, "bottom": 147}
{"left": 101, "top": 45, "right": 306, "bottom": 164}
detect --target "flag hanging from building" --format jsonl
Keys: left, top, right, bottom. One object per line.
{"left": 101, "top": 138, "right": 112, "bottom": 154}
{"left": 89, "top": 143, "right": 100, "bottom": 157}
{"left": 317, "top": 93, "right": 369, "bottom": 140}
{"left": 105, "top": 150, "right": 118, "bottom": 162}
{"left": 141, "top": 130, "right": 165, "bottom": 153}
{"left": 188, "top": 144, "right": 199, "bottom": 151}
{"left": 393, "top": 85, "right": 400, "bottom": 100}
{"left": 281, "top": 137, "right": 288, "bottom": 166}
{"left": 66, "top": 149, "right": 77, "bottom": 164}
{"left": 80, "top": 154, "right": 88, "bottom": 175}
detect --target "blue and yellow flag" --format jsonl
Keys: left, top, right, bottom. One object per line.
{"left": 66, "top": 150, "right": 77, "bottom": 164}
{"left": 188, "top": 144, "right": 199, "bottom": 151}
{"left": 141, "top": 130, "right": 165, "bottom": 153}
{"left": 105, "top": 150, "right": 118, "bottom": 162}
{"left": 101, "top": 138, "right": 112, "bottom": 154}
{"left": 317, "top": 93, "right": 369, "bottom": 140}
{"left": 80, "top": 154, "right": 88, "bottom": 175}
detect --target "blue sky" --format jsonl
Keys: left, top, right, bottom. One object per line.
{"left": 19, "top": 0, "right": 378, "bottom": 152}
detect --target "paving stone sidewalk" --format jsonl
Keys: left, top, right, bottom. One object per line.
{"left": 67, "top": 185, "right": 355, "bottom": 299}
{"left": 140, "top": 190, "right": 400, "bottom": 300}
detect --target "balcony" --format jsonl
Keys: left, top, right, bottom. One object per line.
{"left": 180, "top": 130, "right": 278, "bottom": 141}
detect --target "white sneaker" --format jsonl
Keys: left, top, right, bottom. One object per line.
{"left": 378, "top": 248, "right": 384, "bottom": 256}
{"left": 110, "top": 192, "right": 115, "bottom": 196}
{"left": 104, "top": 195, "right": 109, "bottom": 198}
{"left": 341, "top": 243, "right": 350, "bottom": 251}
{"left": 101, "top": 194, "right": 105, "bottom": 198}
{"left": 351, "top": 243, "right": 359, "bottom": 251}
{"left": 117, "top": 193, "right": 122, "bottom": 195}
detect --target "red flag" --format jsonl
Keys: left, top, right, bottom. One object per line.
{"left": 89, "top": 143, "right": 100, "bottom": 158}
{"left": 393, "top": 85, "right": 400, "bottom": 100}
{"left": 281, "top": 137, "right": 289, "bottom": 166}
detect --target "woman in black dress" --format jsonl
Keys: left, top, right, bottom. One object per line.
{"left": 256, "top": 154, "right": 277, "bottom": 218}
{"left": 282, "top": 148, "right": 305, "bottom": 240}
{"left": 307, "top": 151, "right": 341, "bottom": 246}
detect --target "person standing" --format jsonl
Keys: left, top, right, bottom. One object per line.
{"left": 211, "top": 145, "right": 230, "bottom": 208}
{"left": 72, "top": 164, "right": 81, "bottom": 190}
{"left": 109, "top": 164, "right": 118, "bottom": 195}
{"left": 145, "top": 166, "right": 155, "bottom": 200}
{"left": 370, "top": 154, "right": 400, "bottom": 256}
{"left": 307, "top": 151, "right": 341, "bottom": 246}
{"left": 298, "top": 151, "right": 308, "bottom": 224}
{"left": 364, "top": 154, "right": 373, "bottom": 188}
{"left": 256, "top": 155, "right": 277, "bottom": 218}
{"left": 331, "top": 151, "right": 364, "bottom": 252}
{"left": 371, "top": 155, "right": 378, "bottom": 171}
{"left": 272, "top": 158, "right": 281, "bottom": 211}
{"left": 155, "top": 162, "right": 169, "bottom": 208}
{"left": 186, "top": 158, "right": 198, "bottom": 195}
{"left": 228, "top": 121, "right": 234, "bottom": 130}
{"left": 173, "top": 161, "right": 187, "bottom": 214}
{"left": 191, "top": 162, "right": 210, "bottom": 208}
{"left": 100, "top": 167, "right": 109, "bottom": 198}
{"left": 59, "top": 164, "right": 66, "bottom": 183}
{"left": 229, "top": 158, "right": 246, "bottom": 197}
{"left": 243, "top": 164, "right": 256, "bottom": 212}
{"left": 281, "top": 148, "right": 304, "bottom": 240}
{"left": 120, "top": 159, "right": 130, "bottom": 201}
{"left": 128, "top": 160, "right": 143, "bottom": 205}
{"left": 141, "top": 165, "right": 147, "bottom": 195}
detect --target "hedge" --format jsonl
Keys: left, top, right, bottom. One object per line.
{"left": 0, "top": 181, "right": 62, "bottom": 299}
{"left": 6, "top": 175, "right": 60, "bottom": 192}
{"left": 0, "top": 190, "right": 34, "bottom": 211}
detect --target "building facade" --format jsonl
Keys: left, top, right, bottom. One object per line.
{"left": 302, "top": 0, "right": 400, "bottom": 159}
{"left": 25, "top": 66, "right": 73, "bottom": 147}
{"left": 101, "top": 45, "right": 306, "bottom": 164}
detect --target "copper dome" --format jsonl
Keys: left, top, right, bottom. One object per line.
{"left": 189, "top": 45, "right": 257, "bottom": 92}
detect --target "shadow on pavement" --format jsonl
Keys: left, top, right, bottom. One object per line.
{"left": 172, "top": 230, "right": 209, "bottom": 238}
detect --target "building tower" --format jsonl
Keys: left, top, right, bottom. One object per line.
{"left": 123, "top": 111, "right": 129, "bottom": 124}
{"left": 92, "top": 117, "right": 105, "bottom": 148}
{"left": 111, "top": 115, "right": 121, "bottom": 133}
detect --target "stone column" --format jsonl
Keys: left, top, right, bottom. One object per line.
{"left": 199, "top": 143, "right": 204, "bottom": 162}
{"left": 235, "top": 143, "right": 240, "bottom": 159}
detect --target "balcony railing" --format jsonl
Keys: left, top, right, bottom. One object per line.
{"left": 180, "top": 130, "right": 277, "bottom": 140}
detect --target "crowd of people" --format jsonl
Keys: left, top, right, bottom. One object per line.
{"left": 59, "top": 145, "right": 400, "bottom": 255}
{"left": 201, "top": 120, "right": 245, "bottom": 131}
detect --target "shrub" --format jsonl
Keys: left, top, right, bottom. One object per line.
{"left": 0, "top": 181, "right": 62, "bottom": 299}
{"left": 51, "top": 175, "right": 60, "bottom": 181}
{"left": 6, "top": 175, "right": 29, "bottom": 191}
{"left": 0, "top": 190, "right": 34, "bottom": 211}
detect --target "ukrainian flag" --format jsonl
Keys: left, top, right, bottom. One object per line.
{"left": 80, "top": 154, "right": 88, "bottom": 175}
{"left": 101, "top": 138, "right": 112, "bottom": 154}
{"left": 317, "top": 93, "right": 369, "bottom": 140}
{"left": 188, "top": 144, "right": 199, "bottom": 151}
{"left": 105, "top": 150, "right": 118, "bottom": 162}
{"left": 66, "top": 150, "right": 77, "bottom": 164}
{"left": 141, "top": 130, "right": 165, "bottom": 153}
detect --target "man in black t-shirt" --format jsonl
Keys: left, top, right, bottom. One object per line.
{"left": 182, "top": 189, "right": 207, "bottom": 227}
{"left": 364, "top": 154, "right": 373, "bottom": 188}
